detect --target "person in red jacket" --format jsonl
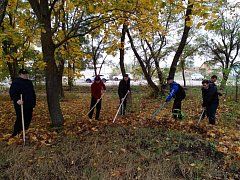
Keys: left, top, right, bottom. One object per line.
{"left": 88, "top": 75, "right": 106, "bottom": 120}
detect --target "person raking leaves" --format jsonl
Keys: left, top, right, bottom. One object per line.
{"left": 201, "top": 79, "right": 219, "bottom": 125}
{"left": 164, "top": 77, "right": 186, "bottom": 119}
{"left": 9, "top": 69, "right": 36, "bottom": 137}
{"left": 88, "top": 75, "right": 106, "bottom": 121}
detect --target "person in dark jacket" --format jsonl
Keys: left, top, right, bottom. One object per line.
{"left": 118, "top": 74, "right": 131, "bottom": 115}
{"left": 201, "top": 79, "right": 219, "bottom": 125}
{"left": 165, "top": 77, "right": 186, "bottom": 119}
{"left": 88, "top": 75, "right": 106, "bottom": 120}
{"left": 9, "top": 69, "right": 36, "bottom": 137}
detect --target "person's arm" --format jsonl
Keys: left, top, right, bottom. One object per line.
{"left": 165, "top": 84, "right": 179, "bottom": 102}
{"left": 202, "top": 88, "right": 207, "bottom": 107}
{"left": 31, "top": 81, "right": 36, "bottom": 107}
{"left": 118, "top": 81, "right": 124, "bottom": 98}
{"left": 9, "top": 81, "right": 20, "bottom": 104}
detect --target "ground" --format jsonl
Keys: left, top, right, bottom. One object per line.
{"left": 0, "top": 86, "right": 239, "bottom": 179}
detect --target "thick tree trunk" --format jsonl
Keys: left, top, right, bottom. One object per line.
{"left": 127, "top": 29, "right": 159, "bottom": 96}
{"left": 42, "top": 34, "right": 64, "bottom": 127}
{"left": 119, "top": 23, "right": 127, "bottom": 76}
{"left": 58, "top": 59, "right": 65, "bottom": 98}
{"left": 67, "top": 62, "right": 74, "bottom": 91}
{"left": 168, "top": 3, "right": 193, "bottom": 78}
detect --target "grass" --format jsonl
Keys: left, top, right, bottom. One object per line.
{"left": 0, "top": 85, "right": 239, "bottom": 179}
{"left": 0, "top": 126, "right": 233, "bottom": 180}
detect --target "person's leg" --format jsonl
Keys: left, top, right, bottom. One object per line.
{"left": 24, "top": 107, "right": 33, "bottom": 130}
{"left": 122, "top": 99, "right": 127, "bottom": 115}
{"left": 172, "top": 99, "right": 182, "bottom": 119}
{"left": 88, "top": 97, "right": 96, "bottom": 119}
{"left": 95, "top": 99, "right": 102, "bottom": 120}
{"left": 208, "top": 103, "right": 218, "bottom": 125}
{"left": 12, "top": 105, "right": 22, "bottom": 136}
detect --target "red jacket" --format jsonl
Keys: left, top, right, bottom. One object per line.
{"left": 91, "top": 81, "right": 106, "bottom": 99}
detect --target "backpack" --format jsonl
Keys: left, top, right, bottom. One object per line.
{"left": 177, "top": 84, "right": 186, "bottom": 100}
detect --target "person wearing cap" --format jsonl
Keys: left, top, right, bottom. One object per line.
{"left": 165, "top": 77, "right": 186, "bottom": 119}
{"left": 9, "top": 69, "right": 36, "bottom": 137}
{"left": 118, "top": 74, "right": 131, "bottom": 115}
{"left": 88, "top": 75, "right": 106, "bottom": 120}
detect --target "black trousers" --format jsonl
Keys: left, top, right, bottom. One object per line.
{"left": 206, "top": 103, "right": 218, "bottom": 125}
{"left": 88, "top": 97, "right": 102, "bottom": 120}
{"left": 172, "top": 98, "right": 183, "bottom": 119}
{"left": 13, "top": 104, "right": 33, "bottom": 136}
{"left": 119, "top": 98, "right": 127, "bottom": 115}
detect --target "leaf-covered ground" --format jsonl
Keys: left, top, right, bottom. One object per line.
{"left": 0, "top": 86, "right": 239, "bottom": 179}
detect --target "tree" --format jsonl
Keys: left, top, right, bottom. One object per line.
{"left": 168, "top": 1, "right": 193, "bottom": 79}
{"left": 201, "top": 8, "right": 240, "bottom": 89}
{"left": 0, "top": 0, "right": 38, "bottom": 80}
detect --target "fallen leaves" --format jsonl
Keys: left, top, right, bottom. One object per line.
{"left": 0, "top": 90, "right": 239, "bottom": 168}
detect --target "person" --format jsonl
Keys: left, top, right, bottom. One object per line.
{"left": 118, "top": 74, "right": 131, "bottom": 115}
{"left": 165, "top": 77, "right": 186, "bottom": 119}
{"left": 88, "top": 75, "right": 106, "bottom": 120}
{"left": 209, "top": 75, "right": 223, "bottom": 96}
{"left": 201, "top": 79, "right": 219, "bottom": 125}
{"left": 9, "top": 69, "right": 36, "bottom": 137}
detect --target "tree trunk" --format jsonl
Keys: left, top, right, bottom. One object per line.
{"left": 0, "top": 0, "right": 8, "bottom": 27}
{"left": 220, "top": 69, "right": 230, "bottom": 89}
{"left": 127, "top": 29, "right": 159, "bottom": 96}
{"left": 182, "top": 67, "right": 186, "bottom": 87}
{"left": 168, "top": 3, "right": 193, "bottom": 78}
{"left": 58, "top": 59, "right": 65, "bottom": 98}
{"left": 119, "top": 23, "right": 127, "bottom": 76}
{"left": 67, "top": 62, "right": 74, "bottom": 91}
{"left": 236, "top": 75, "right": 238, "bottom": 102}
{"left": 41, "top": 33, "right": 64, "bottom": 127}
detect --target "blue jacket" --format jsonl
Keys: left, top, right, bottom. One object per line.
{"left": 166, "top": 81, "right": 179, "bottom": 102}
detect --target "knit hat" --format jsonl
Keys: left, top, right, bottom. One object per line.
{"left": 94, "top": 75, "right": 101, "bottom": 81}
{"left": 19, "top": 69, "right": 29, "bottom": 74}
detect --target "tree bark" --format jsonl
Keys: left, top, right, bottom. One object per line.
{"left": 119, "top": 23, "right": 127, "bottom": 76}
{"left": 168, "top": 3, "right": 193, "bottom": 78}
{"left": 0, "top": 0, "right": 8, "bottom": 27}
{"left": 127, "top": 28, "right": 159, "bottom": 96}
{"left": 220, "top": 69, "right": 230, "bottom": 89}
{"left": 41, "top": 31, "right": 64, "bottom": 127}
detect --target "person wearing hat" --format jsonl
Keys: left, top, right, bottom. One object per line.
{"left": 118, "top": 74, "right": 131, "bottom": 115}
{"left": 165, "top": 77, "right": 186, "bottom": 119}
{"left": 9, "top": 69, "right": 36, "bottom": 137}
{"left": 88, "top": 75, "right": 106, "bottom": 120}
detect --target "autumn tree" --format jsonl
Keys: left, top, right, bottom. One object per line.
{"left": 0, "top": 0, "right": 38, "bottom": 80}
{"left": 200, "top": 10, "right": 240, "bottom": 89}
{"left": 27, "top": 0, "right": 117, "bottom": 127}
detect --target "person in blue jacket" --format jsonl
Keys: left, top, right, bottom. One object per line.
{"left": 9, "top": 69, "right": 36, "bottom": 137}
{"left": 165, "top": 77, "right": 186, "bottom": 119}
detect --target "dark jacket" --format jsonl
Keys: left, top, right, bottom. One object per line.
{"left": 118, "top": 79, "right": 130, "bottom": 99}
{"left": 91, "top": 81, "right": 106, "bottom": 99}
{"left": 166, "top": 81, "right": 185, "bottom": 102}
{"left": 9, "top": 77, "right": 36, "bottom": 108}
{"left": 202, "top": 85, "right": 219, "bottom": 107}
{"left": 209, "top": 80, "right": 222, "bottom": 96}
